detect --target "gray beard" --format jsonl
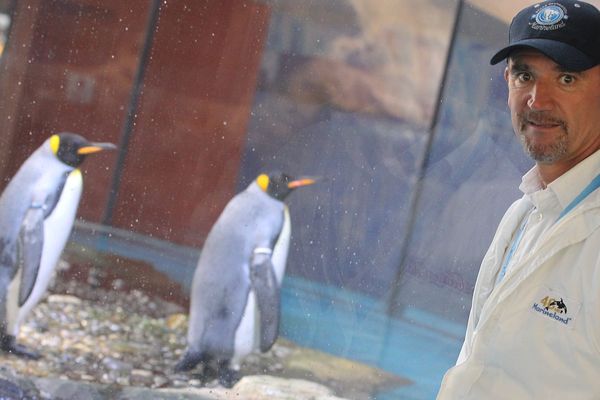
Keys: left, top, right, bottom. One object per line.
{"left": 519, "top": 130, "right": 568, "bottom": 164}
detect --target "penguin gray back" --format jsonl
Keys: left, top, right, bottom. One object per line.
{"left": 0, "top": 138, "right": 73, "bottom": 276}
{"left": 0, "top": 133, "right": 115, "bottom": 359}
{"left": 177, "top": 172, "right": 317, "bottom": 384}
{"left": 187, "top": 181, "right": 285, "bottom": 358}
{"left": 0, "top": 132, "right": 115, "bottom": 269}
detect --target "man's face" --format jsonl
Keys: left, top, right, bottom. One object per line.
{"left": 505, "top": 50, "right": 600, "bottom": 167}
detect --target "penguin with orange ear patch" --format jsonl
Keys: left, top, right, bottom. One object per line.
{"left": 175, "top": 172, "right": 316, "bottom": 387}
{"left": 0, "top": 132, "right": 115, "bottom": 359}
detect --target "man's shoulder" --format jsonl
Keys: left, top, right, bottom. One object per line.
{"left": 504, "top": 195, "right": 530, "bottom": 215}
{"left": 493, "top": 195, "right": 531, "bottom": 233}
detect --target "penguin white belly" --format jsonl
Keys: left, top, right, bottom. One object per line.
{"left": 12, "top": 169, "right": 82, "bottom": 334}
{"left": 232, "top": 290, "right": 258, "bottom": 367}
{"left": 271, "top": 207, "right": 291, "bottom": 286}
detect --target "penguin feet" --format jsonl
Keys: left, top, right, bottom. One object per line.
{"left": 216, "top": 360, "right": 239, "bottom": 388}
{"left": 0, "top": 335, "right": 41, "bottom": 360}
{"left": 174, "top": 351, "right": 205, "bottom": 372}
{"left": 175, "top": 353, "right": 239, "bottom": 387}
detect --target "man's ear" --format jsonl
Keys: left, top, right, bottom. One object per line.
{"left": 504, "top": 65, "right": 509, "bottom": 82}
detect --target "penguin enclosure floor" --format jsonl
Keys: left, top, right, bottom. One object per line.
{"left": 0, "top": 261, "right": 409, "bottom": 400}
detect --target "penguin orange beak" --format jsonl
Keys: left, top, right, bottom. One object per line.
{"left": 287, "top": 177, "right": 318, "bottom": 189}
{"left": 77, "top": 142, "right": 117, "bottom": 155}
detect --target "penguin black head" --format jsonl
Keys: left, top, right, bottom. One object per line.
{"left": 50, "top": 132, "right": 116, "bottom": 167}
{"left": 256, "top": 172, "right": 317, "bottom": 201}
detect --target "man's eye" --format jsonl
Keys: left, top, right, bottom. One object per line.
{"left": 516, "top": 72, "right": 531, "bottom": 82}
{"left": 560, "top": 74, "right": 576, "bottom": 84}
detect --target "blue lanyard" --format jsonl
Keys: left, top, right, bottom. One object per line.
{"left": 557, "top": 172, "right": 600, "bottom": 221}
{"left": 496, "top": 209, "right": 531, "bottom": 283}
{"left": 497, "top": 172, "right": 600, "bottom": 283}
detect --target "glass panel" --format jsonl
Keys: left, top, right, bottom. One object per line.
{"left": 238, "top": 1, "right": 458, "bottom": 398}
{"left": 241, "top": 0, "right": 457, "bottom": 293}
{"left": 388, "top": 2, "right": 532, "bottom": 397}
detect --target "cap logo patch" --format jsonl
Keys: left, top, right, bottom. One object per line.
{"left": 531, "top": 3, "right": 568, "bottom": 30}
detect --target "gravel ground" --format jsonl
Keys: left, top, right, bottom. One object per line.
{"left": 0, "top": 272, "right": 290, "bottom": 391}
{"left": 0, "top": 262, "right": 409, "bottom": 400}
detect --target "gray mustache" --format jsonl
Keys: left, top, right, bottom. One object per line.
{"left": 520, "top": 111, "right": 566, "bottom": 128}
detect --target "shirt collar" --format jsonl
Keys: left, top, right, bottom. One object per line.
{"left": 519, "top": 149, "right": 600, "bottom": 210}
{"left": 519, "top": 167, "right": 545, "bottom": 195}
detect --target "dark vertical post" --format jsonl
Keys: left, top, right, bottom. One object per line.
{"left": 101, "top": 0, "right": 161, "bottom": 226}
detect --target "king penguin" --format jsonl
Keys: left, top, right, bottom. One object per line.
{"left": 175, "top": 172, "right": 316, "bottom": 387}
{"left": 0, "top": 132, "right": 115, "bottom": 359}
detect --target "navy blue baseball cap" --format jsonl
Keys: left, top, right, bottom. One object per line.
{"left": 490, "top": 0, "right": 600, "bottom": 71}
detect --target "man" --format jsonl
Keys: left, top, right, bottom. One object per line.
{"left": 437, "top": 1, "right": 600, "bottom": 399}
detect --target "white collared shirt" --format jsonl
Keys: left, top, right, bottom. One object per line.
{"left": 499, "top": 149, "right": 600, "bottom": 281}
{"left": 438, "top": 148, "right": 600, "bottom": 399}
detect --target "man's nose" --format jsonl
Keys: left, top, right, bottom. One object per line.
{"left": 527, "top": 82, "right": 554, "bottom": 110}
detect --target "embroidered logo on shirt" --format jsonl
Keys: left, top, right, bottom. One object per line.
{"left": 532, "top": 296, "right": 572, "bottom": 325}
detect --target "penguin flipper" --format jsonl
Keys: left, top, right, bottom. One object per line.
{"left": 249, "top": 248, "right": 280, "bottom": 352}
{"left": 16, "top": 205, "right": 45, "bottom": 307}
